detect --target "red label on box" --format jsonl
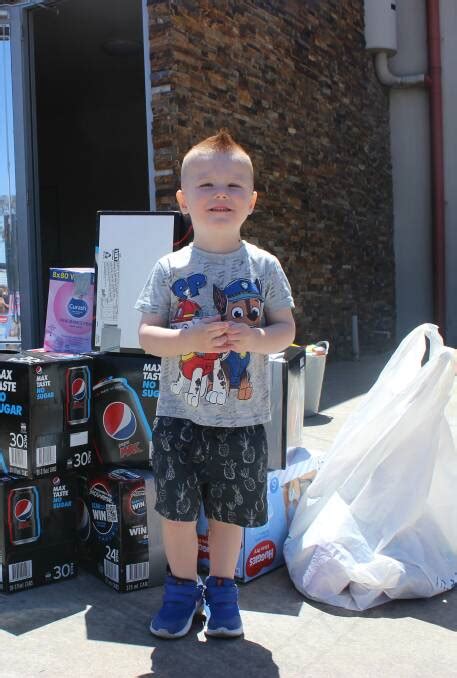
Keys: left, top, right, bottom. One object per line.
{"left": 246, "top": 539, "right": 276, "bottom": 578}
{"left": 198, "top": 533, "right": 209, "bottom": 561}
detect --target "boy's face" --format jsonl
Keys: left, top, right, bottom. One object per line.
{"left": 176, "top": 151, "right": 257, "bottom": 249}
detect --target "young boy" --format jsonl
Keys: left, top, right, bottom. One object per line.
{"left": 135, "top": 130, "right": 295, "bottom": 639}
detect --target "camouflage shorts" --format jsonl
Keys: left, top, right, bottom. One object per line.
{"left": 151, "top": 416, "right": 268, "bottom": 527}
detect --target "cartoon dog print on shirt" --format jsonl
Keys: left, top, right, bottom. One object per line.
{"left": 212, "top": 278, "right": 264, "bottom": 401}
{"left": 170, "top": 274, "right": 228, "bottom": 407}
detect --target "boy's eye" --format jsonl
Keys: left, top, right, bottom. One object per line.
{"left": 199, "top": 183, "right": 213, "bottom": 188}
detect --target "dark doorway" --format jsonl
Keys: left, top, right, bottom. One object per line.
{"left": 32, "top": 0, "right": 149, "bottom": 340}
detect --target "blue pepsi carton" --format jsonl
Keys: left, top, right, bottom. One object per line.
{"left": 0, "top": 472, "right": 78, "bottom": 593}
{"left": 91, "top": 353, "right": 161, "bottom": 469}
{"left": 0, "top": 350, "right": 94, "bottom": 479}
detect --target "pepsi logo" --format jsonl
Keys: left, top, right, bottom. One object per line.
{"left": 103, "top": 402, "right": 137, "bottom": 441}
{"left": 72, "top": 377, "right": 86, "bottom": 401}
{"left": 52, "top": 476, "right": 61, "bottom": 485}
{"left": 130, "top": 487, "right": 146, "bottom": 516}
{"left": 14, "top": 498, "right": 33, "bottom": 522}
{"left": 35, "top": 366, "right": 43, "bottom": 374}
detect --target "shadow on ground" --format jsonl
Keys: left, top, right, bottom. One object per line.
{"left": 319, "top": 353, "right": 391, "bottom": 410}
{"left": 142, "top": 633, "right": 279, "bottom": 678}
{"left": 250, "top": 567, "right": 457, "bottom": 633}
{"left": 1, "top": 557, "right": 456, "bottom": 647}
{"left": 302, "top": 583, "right": 457, "bottom": 632}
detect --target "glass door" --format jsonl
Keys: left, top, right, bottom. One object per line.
{"left": 2, "top": 5, "right": 43, "bottom": 349}
{"left": 0, "top": 14, "right": 20, "bottom": 348}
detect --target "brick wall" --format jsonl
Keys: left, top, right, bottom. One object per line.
{"left": 148, "top": 0, "right": 394, "bottom": 357}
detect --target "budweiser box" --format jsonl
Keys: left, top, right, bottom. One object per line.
{"left": 91, "top": 352, "right": 161, "bottom": 469}
{"left": 197, "top": 457, "right": 319, "bottom": 582}
{"left": 0, "top": 473, "right": 78, "bottom": 593}
{"left": 77, "top": 467, "right": 166, "bottom": 592}
{"left": 0, "top": 350, "right": 95, "bottom": 479}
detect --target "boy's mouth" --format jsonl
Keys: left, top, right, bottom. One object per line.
{"left": 209, "top": 207, "right": 232, "bottom": 212}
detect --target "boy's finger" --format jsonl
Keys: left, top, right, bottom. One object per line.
{"left": 201, "top": 314, "right": 221, "bottom": 323}
{"left": 207, "top": 323, "right": 229, "bottom": 334}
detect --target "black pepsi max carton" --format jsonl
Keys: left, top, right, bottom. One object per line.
{"left": 77, "top": 467, "right": 165, "bottom": 592}
{"left": 91, "top": 353, "right": 161, "bottom": 469}
{"left": 0, "top": 349, "right": 95, "bottom": 479}
{"left": 0, "top": 472, "right": 78, "bottom": 592}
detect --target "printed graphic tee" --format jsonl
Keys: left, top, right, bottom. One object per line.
{"left": 135, "top": 241, "right": 294, "bottom": 427}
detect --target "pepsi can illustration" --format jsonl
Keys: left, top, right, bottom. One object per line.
{"left": 76, "top": 497, "right": 91, "bottom": 543}
{"left": 66, "top": 366, "right": 90, "bottom": 425}
{"left": 8, "top": 486, "right": 41, "bottom": 545}
{"left": 93, "top": 378, "right": 152, "bottom": 466}
{"left": 122, "top": 481, "right": 148, "bottom": 546}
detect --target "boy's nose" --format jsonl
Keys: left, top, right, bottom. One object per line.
{"left": 214, "top": 188, "right": 228, "bottom": 198}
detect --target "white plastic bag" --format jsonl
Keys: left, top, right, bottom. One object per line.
{"left": 284, "top": 324, "right": 457, "bottom": 610}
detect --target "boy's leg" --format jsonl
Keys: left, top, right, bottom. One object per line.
{"left": 204, "top": 520, "right": 244, "bottom": 638}
{"left": 149, "top": 417, "right": 204, "bottom": 638}
{"left": 150, "top": 517, "right": 203, "bottom": 638}
{"left": 203, "top": 424, "right": 268, "bottom": 638}
{"left": 207, "top": 519, "right": 242, "bottom": 578}
{"left": 161, "top": 517, "right": 199, "bottom": 580}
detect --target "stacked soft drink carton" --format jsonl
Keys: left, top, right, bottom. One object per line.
{"left": 77, "top": 466, "right": 166, "bottom": 592}
{"left": 0, "top": 349, "right": 94, "bottom": 592}
{"left": 76, "top": 351, "right": 166, "bottom": 591}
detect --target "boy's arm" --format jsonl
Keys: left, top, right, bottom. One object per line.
{"left": 138, "top": 312, "right": 231, "bottom": 357}
{"left": 225, "top": 307, "right": 296, "bottom": 355}
{"left": 251, "top": 307, "right": 296, "bottom": 354}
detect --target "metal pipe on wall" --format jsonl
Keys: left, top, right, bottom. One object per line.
{"left": 426, "top": 0, "right": 446, "bottom": 337}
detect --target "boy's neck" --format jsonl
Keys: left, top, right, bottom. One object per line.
{"left": 192, "top": 235, "right": 243, "bottom": 254}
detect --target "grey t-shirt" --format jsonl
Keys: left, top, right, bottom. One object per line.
{"left": 135, "top": 240, "right": 294, "bottom": 427}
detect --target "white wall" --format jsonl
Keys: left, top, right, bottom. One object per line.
{"left": 389, "top": 0, "right": 457, "bottom": 345}
{"left": 389, "top": 0, "right": 432, "bottom": 342}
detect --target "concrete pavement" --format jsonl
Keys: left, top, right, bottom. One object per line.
{"left": 1, "top": 352, "right": 456, "bottom": 678}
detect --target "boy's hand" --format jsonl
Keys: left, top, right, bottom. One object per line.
{"left": 184, "top": 315, "right": 231, "bottom": 353}
{"left": 222, "top": 322, "right": 255, "bottom": 353}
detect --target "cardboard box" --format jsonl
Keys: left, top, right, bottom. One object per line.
{"left": 94, "top": 211, "right": 186, "bottom": 352}
{"left": 264, "top": 346, "right": 306, "bottom": 469}
{"left": 0, "top": 350, "right": 94, "bottom": 478}
{"left": 0, "top": 473, "right": 78, "bottom": 593}
{"left": 77, "top": 467, "right": 166, "bottom": 592}
{"left": 44, "top": 268, "right": 95, "bottom": 354}
{"left": 91, "top": 352, "right": 161, "bottom": 468}
{"left": 197, "top": 456, "right": 319, "bottom": 582}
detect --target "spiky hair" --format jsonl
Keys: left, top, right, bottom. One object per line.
{"left": 180, "top": 129, "right": 253, "bottom": 182}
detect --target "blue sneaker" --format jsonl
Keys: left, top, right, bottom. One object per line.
{"left": 204, "top": 576, "right": 243, "bottom": 638}
{"left": 149, "top": 575, "right": 204, "bottom": 639}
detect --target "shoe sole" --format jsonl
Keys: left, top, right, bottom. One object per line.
{"left": 150, "top": 602, "right": 204, "bottom": 639}
{"left": 205, "top": 624, "right": 244, "bottom": 638}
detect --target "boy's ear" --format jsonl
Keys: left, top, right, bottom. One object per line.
{"left": 176, "top": 189, "right": 188, "bottom": 214}
{"left": 248, "top": 190, "right": 258, "bottom": 214}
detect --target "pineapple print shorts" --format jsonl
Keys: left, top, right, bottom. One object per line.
{"left": 151, "top": 416, "right": 268, "bottom": 527}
